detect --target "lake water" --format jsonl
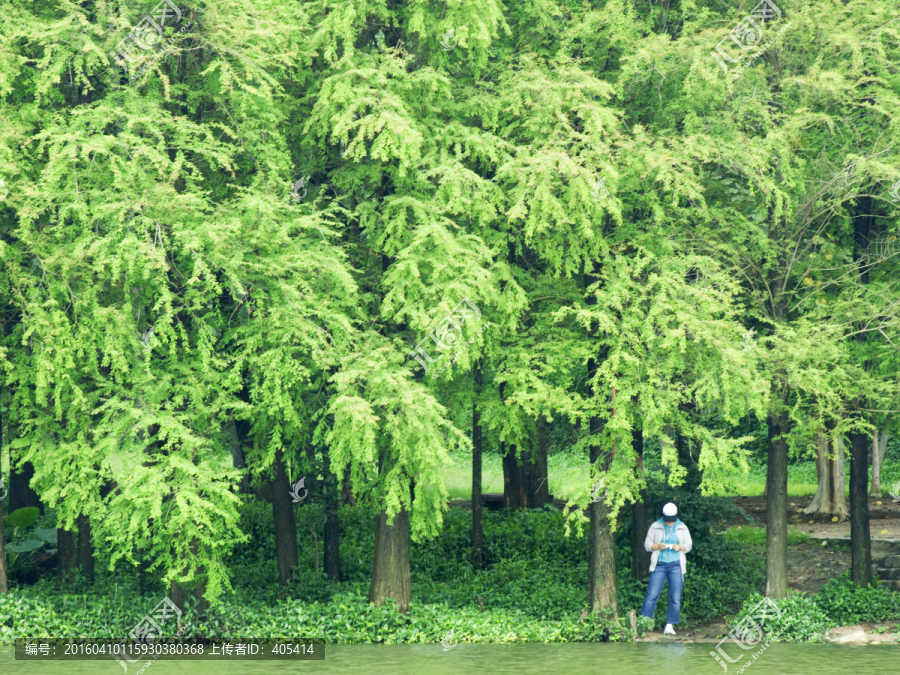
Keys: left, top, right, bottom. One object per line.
{"left": 0, "top": 643, "right": 895, "bottom": 675}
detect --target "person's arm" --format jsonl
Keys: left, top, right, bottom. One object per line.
{"left": 644, "top": 525, "right": 655, "bottom": 552}
{"left": 678, "top": 526, "right": 693, "bottom": 554}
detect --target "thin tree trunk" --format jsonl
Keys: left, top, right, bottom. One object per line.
{"left": 528, "top": 414, "right": 551, "bottom": 508}
{"left": 870, "top": 427, "right": 889, "bottom": 497}
{"left": 271, "top": 447, "right": 299, "bottom": 585}
{"left": 472, "top": 360, "right": 484, "bottom": 571}
{"left": 848, "top": 199, "right": 873, "bottom": 588}
{"left": 675, "top": 421, "right": 701, "bottom": 493}
{"left": 227, "top": 420, "right": 250, "bottom": 494}
{"left": 323, "top": 448, "right": 341, "bottom": 582}
{"left": 369, "top": 507, "right": 411, "bottom": 611}
{"left": 342, "top": 475, "right": 357, "bottom": 506}
{"left": 57, "top": 528, "right": 74, "bottom": 583}
{"left": 631, "top": 425, "right": 650, "bottom": 580}
{"left": 0, "top": 401, "right": 7, "bottom": 593}
{"left": 765, "top": 410, "right": 789, "bottom": 599}
{"left": 0, "top": 492, "right": 7, "bottom": 593}
{"left": 77, "top": 514, "right": 95, "bottom": 582}
{"left": 849, "top": 430, "right": 873, "bottom": 587}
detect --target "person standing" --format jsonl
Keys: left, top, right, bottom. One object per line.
{"left": 639, "top": 502, "right": 692, "bottom": 636}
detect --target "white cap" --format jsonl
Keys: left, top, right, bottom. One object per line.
{"left": 662, "top": 502, "right": 677, "bottom": 517}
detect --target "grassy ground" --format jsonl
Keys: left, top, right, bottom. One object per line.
{"left": 444, "top": 451, "right": 900, "bottom": 500}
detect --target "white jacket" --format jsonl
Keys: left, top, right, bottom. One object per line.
{"left": 644, "top": 519, "right": 692, "bottom": 575}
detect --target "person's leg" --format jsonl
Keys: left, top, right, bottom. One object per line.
{"left": 666, "top": 562, "right": 684, "bottom": 626}
{"left": 639, "top": 564, "right": 667, "bottom": 619}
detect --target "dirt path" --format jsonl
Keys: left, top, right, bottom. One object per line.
{"left": 731, "top": 495, "right": 900, "bottom": 539}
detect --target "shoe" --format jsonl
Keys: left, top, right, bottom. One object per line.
{"left": 664, "top": 624, "right": 676, "bottom": 635}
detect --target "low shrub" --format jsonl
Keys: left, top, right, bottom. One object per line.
{"left": 732, "top": 592, "right": 831, "bottom": 643}
{"left": 816, "top": 574, "right": 900, "bottom": 625}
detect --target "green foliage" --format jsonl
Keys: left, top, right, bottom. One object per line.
{"left": 816, "top": 575, "right": 900, "bottom": 626}
{"left": 4, "top": 508, "right": 39, "bottom": 530}
{"left": 734, "top": 593, "right": 832, "bottom": 643}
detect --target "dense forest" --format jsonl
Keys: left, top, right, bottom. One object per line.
{"left": 0, "top": 0, "right": 898, "bottom": 650}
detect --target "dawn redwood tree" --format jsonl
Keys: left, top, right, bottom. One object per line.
{"left": 326, "top": 332, "right": 470, "bottom": 610}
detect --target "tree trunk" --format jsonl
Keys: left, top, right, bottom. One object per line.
{"left": 9, "top": 458, "right": 43, "bottom": 515}
{"left": 57, "top": 528, "right": 74, "bottom": 583}
{"left": 170, "top": 537, "right": 210, "bottom": 612}
{"left": 472, "top": 360, "right": 484, "bottom": 571}
{"left": 271, "top": 447, "right": 299, "bottom": 585}
{"left": 870, "top": 427, "right": 889, "bottom": 497}
{"left": 499, "top": 382, "right": 528, "bottom": 509}
{"left": 0, "top": 403, "right": 7, "bottom": 592}
{"left": 585, "top": 263, "right": 617, "bottom": 615}
{"left": 528, "top": 414, "right": 551, "bottom": 508}
{"left": 803, "top": 429, "right": 849, "bottom": 520}
{"left": 342, "top": 475, "right": 357, "bottom": 506}
{"left": 322, "top": 449, "right": 341, "bottom": 582}
{"left": 502, "top": 443, "right": 525, "bottom": 508}
{"left": 227, "top": 420, "right": 250, "bottom": 494}
{"left": 587, "top": 362, "right": 617, "bottom": 614}
{"left": 0, "top": 485, "right": 7, "bottom": 593}
{"left": 368, "top": 507, "right": 411, "bottom": 611}
{"left": 675, "top": 427, "right": 701, "bottom": 493}
{"left": 848, "top": 200, "right": 873, "bottom": 587}
{"left": 631, "top": 425, "right": 650, "bottom": 580}
{"left": 765, "top": 411, "right": 789, "bottom": 599}
{"left": 849, "top": 431, "right": 873, "bottom": 587}
{"left": 77, "top": 514, "right": 95, "bottom": 582}
{"left": 501, "top": 423, "right": 548, "bottom": 509}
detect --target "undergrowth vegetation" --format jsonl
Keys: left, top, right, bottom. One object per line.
{"left": 0, "top": 482, "right": 896, "bottom": 645}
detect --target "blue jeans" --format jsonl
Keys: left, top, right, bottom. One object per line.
{"left": 639, "top": 560, "right": 683, "bottom": 625}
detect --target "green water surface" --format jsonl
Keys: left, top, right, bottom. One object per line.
{"left": 0, "top": 643, "right": 895, "bottom": 675}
